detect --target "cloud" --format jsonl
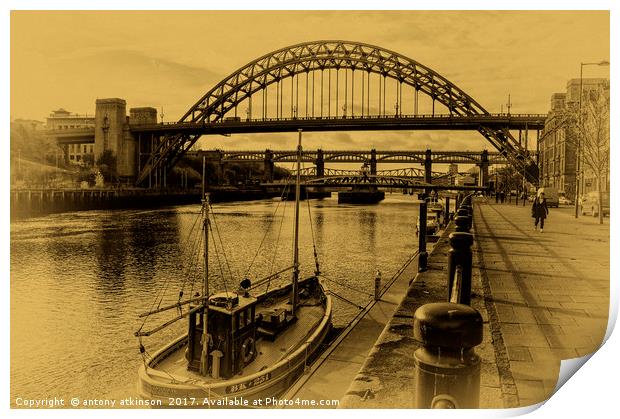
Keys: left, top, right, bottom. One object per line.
{"left": 11, "top": 10, "right": 609, "bottom": 156}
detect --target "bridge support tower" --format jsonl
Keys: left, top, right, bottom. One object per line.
{"left": 424, "top": 149, "right": 433, "bottom": 192}
{"left": 478, "top": 150, "right": 489, "bottom": 189}
{"left": 370, "top": 149, "right": 377, "bottom": 175}
{"left": 316, "top": 149, "right": 325, "bottom": 178}
{"left": 95, "top": 98, "right": 142, "bottom": 180}
{"left": 264, "top": 149, "right": 274, "bottom": 182}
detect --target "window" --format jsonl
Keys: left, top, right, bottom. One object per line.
{"left": 83, "top": 145, "right": 87, "bottom": 153}
{"left": 239, "top": 310, "right": 246, "bottom": 329}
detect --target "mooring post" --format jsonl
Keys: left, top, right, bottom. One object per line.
{"left": 456, "top": 208, "right": 471, "bottom": 231}
{"left": 374, "top": 270, "right": 382, "bottom": 301}
{"left": 413, "top": 302, "right": 483, "bottom": 408}
{"left": 461, "top": 203, "right": 473, "bottom": 220}
{"left": 454, "top": 216, "right": 470, "bottom": 233}
{"left": 418, "top": 196, "right": 428, "bottom": 272}
{"left": 446, "top": 232, "right": 474, "bottom": 305}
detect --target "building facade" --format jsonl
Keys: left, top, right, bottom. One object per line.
{"left": 45, "top": 104, "right": 158, "bottom": 178}
{"left": 539, "top": 78, "right": 609, "bottom": 199}
{"left": 46, "top": 108, "right": 95, "bottom": 164}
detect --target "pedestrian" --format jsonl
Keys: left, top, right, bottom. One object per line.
{"left": 531, "top": 191, "right": 549, "bottom": 232}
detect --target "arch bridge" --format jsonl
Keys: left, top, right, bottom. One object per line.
{"left": 132, "top": 40, "right": 541, "bottom": 186}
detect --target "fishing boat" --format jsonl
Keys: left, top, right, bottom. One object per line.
{"left": 135, "top": 130, "right": 332, "bottom": 406}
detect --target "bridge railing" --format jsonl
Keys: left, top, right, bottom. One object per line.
{"left": 129, "top": 112, "right": 547, "bottom": 129}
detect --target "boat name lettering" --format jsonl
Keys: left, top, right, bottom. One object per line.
{"left": 226, "top": 373, "right": 271, "bottom": 394}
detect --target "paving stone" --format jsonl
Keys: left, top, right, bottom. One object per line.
{"left": 340, "top": 201, "right": 608, "bottom": 409}
{"left": 513, "top": 379, "right": 550, "bottom": 403}
{"left": 506, "top": 346, "right": 533, "bottom": 362}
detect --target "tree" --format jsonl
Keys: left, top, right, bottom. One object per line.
{"left": 576, "top": 87, "right": 610, "bottom": 224}
{"left": 82, "top": 153, "right": 95, "bottom": 167}
{"left": 494, "top": 165, "right": 521, "bottom": 194}
{"left": 96, "top": 149, "right": 117, "bottom": 183}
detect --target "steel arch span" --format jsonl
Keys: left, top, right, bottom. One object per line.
{"left": 138, "top": 40, "right": 538, "bottom": 185}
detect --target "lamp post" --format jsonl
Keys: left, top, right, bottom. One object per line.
{"left": 574, "top": 60, "right": 610, "bottom": 218}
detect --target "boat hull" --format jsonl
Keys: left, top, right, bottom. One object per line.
{"left": 137, "top": 280, "right": 332, "bottom": 407}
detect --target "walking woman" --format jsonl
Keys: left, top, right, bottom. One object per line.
{"left": 531, "top": 191, "right": 549, "bottom": 232}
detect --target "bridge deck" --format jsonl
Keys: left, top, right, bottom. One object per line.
{"left": 129, "top": 113, "right": 546, "bottom": 135}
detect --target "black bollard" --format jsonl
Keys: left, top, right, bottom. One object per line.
{"left": 413, "top": 302, "right": 483, "bottom": 408}
{"left": 454, "top": 215, "right": 470, "bottom": 233}
{"left": 456, "top": 208, "right": 471, "bottom": 230}
{"left": 418, "top": 198, "right": 428, "bottom": 272}
{"left": 461, "top": 204, "right": 473, "bottom": 217}
{"left": 447, "top": 232, "right": 474, "bottom": 305}
{"left": 374, "top": 270, "right": 382, "bottom": 301}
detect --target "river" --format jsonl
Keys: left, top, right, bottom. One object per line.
{"left": 10, "top": 193, "right": 421, "bottom": 404}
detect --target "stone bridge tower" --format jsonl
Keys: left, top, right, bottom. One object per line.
{"left": 94, "top": 99, "right": 156, "bottom": 180}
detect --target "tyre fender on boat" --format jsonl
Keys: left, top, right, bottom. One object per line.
{"left": 241, "top": 336, "right": 256, "bottom": 365}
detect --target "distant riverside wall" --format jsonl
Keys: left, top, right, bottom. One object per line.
{"left": 10, "top": 187, "right": 280, "bottom": 219}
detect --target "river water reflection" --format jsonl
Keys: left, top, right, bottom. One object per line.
{"left": 10, "top": 194, "right": 420, "bottom": 404}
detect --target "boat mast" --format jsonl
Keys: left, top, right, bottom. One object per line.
{"left": 291, "top": 129, "right": 302, "bottom": 318}
{"left": 200, "top": 158, "right": 210, "bottom": 376}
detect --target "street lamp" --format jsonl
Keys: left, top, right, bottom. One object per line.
{"left": 574, "top": 60, "right": 610, "bottom": 218}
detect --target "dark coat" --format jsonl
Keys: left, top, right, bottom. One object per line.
{"left": 531, "top": 197, "right": 549, "bottom": 219}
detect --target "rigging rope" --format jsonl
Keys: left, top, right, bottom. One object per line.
{"left": 330, "top": 290, "right": 365, "bottom": 310}
{"left": 265, "top": 182, "right": 290, "bottom": 295}
{"left": 207, "top": 218, "right": 229, "bottom": 295}
{"left": 305, "top": 195, "right": 321, "bottom": 275}
{"left": 185, "top": 232, "right": 204, "bottom": 300}
{"left": 178, "top": 222, "right": 205, "bottom": 302}
{"left": 243, "top": 176, "right": 292, "bottom": 278}
{"left": 138, "top": 209, "right": 203, "bottom": 333}
{"left": 209, "top": 203, "right": 238, "bottom": 286}
{"left": 321, "top": 274, "right": 373, "bottom": 296}
{"left": 176, "top": 211, "right": 203, "bottom": 301}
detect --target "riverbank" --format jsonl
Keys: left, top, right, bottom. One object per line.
{"left": 9, "top": 186, "right": 281, "bottom": 219}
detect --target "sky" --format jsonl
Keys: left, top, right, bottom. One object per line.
{"left": 9, "top": 10, "right": 611, "bottom": 154}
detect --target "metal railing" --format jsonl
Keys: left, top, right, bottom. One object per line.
{"left": 129, "top": 112, "right": 547, "bottom": 128}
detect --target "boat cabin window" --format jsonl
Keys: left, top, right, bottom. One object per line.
{"left": 236, "top": 307, "right": 255, "bottom": 331}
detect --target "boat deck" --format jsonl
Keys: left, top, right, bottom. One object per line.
{"left": 152, "top": 297, "right": 325, "bottom": 385}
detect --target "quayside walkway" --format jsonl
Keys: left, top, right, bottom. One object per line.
{"left": 340, "top": 199, "right": 609, "bottom": 408}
